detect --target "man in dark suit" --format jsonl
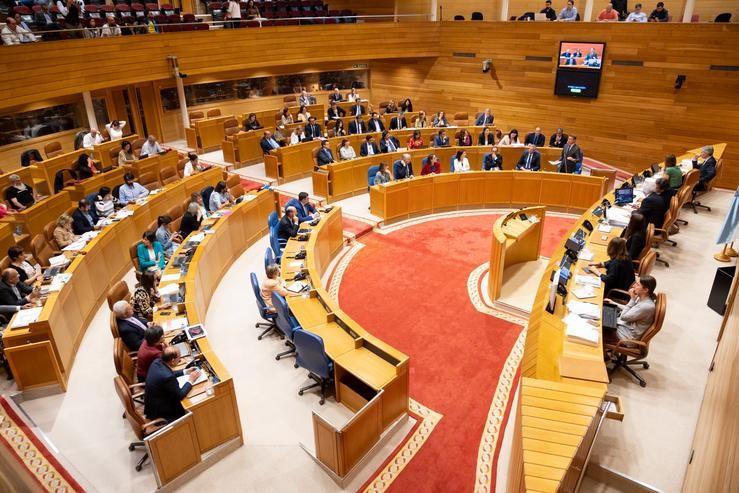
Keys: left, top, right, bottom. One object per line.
{"left": 367, "top": 112, "right": 385, "bottom": 133}
{"left": 475, "top": 108, "right": 494, "bottom": 126}
{"left": 34, "top": 3, "right": 61, "bottom": 39}
{"left": 348, "top": 116, "right": 366, "bottom": 135}
{"left": 304, "top": 117, "right": 322, "bottom": 140}
{"left": 350, "top": 102, "right": 366, "bottom": 117}
{"left": 360, "top": 135, "right": 380, "bottom": 156}
{"left": 379, "top": 131, "right": 400, "bottom": 154}
{"left": 144, "top": 347, "right": 201, "bottom": 422}
{"left": 432, "top": 130, "right": 450, "bottom": 147}
{"left": 524, "top": 127, "right": 546, "bottom": 147}
{"left": 692, "top": 145, "right": 717, "bottom": 191}
{"left": 637, "top": 180, "right": 668, "bottom": 228}
{"left": 541, "top": 0, "right": 557, "bottom": 20}
{"left": 278, "top": 207, "right": 300, "bottom": 241}
{"left": 559, "top": 135, "right": 583, "bottom": 174}
{"left": 329, "top": 87, "right": 343, "bottom": 103}
{"left": 0, "top": 268, "right": 36, "bottom": 308}
{"left": 327, "top": 101, "right": 345, "bottom": 120}
{"left": 71, "top": 199, "right": 100, "bottom": 235}
{"left": 516, "top": 144, "right": 541, "bottom": 171}
{"left": 549, "top": 128, "right": 568, "bottom": 148}
{"left": 393, "top": 153, "right": 414, "bottom": 180}
{"left": 316, "top": 140, "right": 334, "bottom": 166}
{"left": 113, "top": 300, "right": 149, "bottom": 352}
{"left": 284, "top": 192, "right": 318, "bottom": 223}
{"left": 389, "top": 113, "right": 408, "bottom": 130}
{"left": 260, "top": 130, "right": 281, "bottom": 155}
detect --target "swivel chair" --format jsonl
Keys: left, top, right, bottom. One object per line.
{"left": 293, "top": 328, "right": 334, "bottom": 405}
{"left": 367, "top": 165, "right": 379, "bottom": 188}
{"left": 689, "top": 158, "right": 723, "bottom": 213}
{"left": 272, "top": 292, "right": 299, "bottom": 361}
{"left": 269, "top": 224, "right": 284, "bottom": 263}
{"left": 250, "top": 272, "right": 278, "bottom": 340}
{"left": 264, "top": 246, "right": 276, "bottom": 272}
{"left": 267, "top": 210, "right": 279, "bottom": 229}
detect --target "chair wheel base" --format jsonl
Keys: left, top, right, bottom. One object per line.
{"left": 135, "top": 465, "right": 143, "bottom": 472}
{"left": 639, "top": 381, "right": 647, "bottom": 388}
{"left": 294, "top": 363, "right": 299, "bottom": 368}
{"left": 298, "top": 390, "right": 304, "bottom": 396}
{"left": 643, "top": 362, "right": 649, "bottom": 369}
{"left": 319, "top": 398, "right": 325, "bottom": 405}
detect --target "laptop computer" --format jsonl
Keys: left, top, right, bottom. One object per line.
{"left": 614, "top": 187, "right": 634, "bottom": 205}
{"left": 602, "top": 303, "right": 620, "bottom": 330}
{"left": 534, "top": 13, "right": 547, "bottom": 21}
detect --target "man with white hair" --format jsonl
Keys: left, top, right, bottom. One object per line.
{"left": 82, "top": 128, "right": 104, "bottom": 149}
{"left": 113, "top": 300, "right": 149, "bottom": 351}
{"left": 140, "top": 135, "right": 166, "bottom": 157}
{"left": 393, "top": 153, "right": 414, "bottom": 180}
{"left": 277, "top": 206, "right": 300, "bottom": 241}
{"left": 4, "top": 174, "right": 37, "bottom": 211}
{"left": 1, "top": 17, "right": 36, "bottom": 45}
{"left": 475, "top": 108, "right": 494, "bottom": 126}
{"left": 692, "top": 145, "right": 717, "bottom": 191}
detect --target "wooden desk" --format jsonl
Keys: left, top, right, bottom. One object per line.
{"left": 122, "top": 151, "right": 179, "bottom": 181}
{"left": 0, "top": 191, "right": 73, "bottom": 237}
{"left": 30, "top": 149, "right": 86, "bottom": 195}
{"left": 186, "top": 115, "right": 235, "bottom": 153}
{"left": 280, "top": 208, "right": 410, "bottom": 479}
{"left": 2, "top": 167, "right": 223, "bottom": 391}
{"left": 0, "top": 167, "right": 46, "bottom": 199}
{"left": 488, "top": 206, "right": 545, "bottom": 302}
{"left": 62, "top": 167, "right": 126, "bottom": 201}
{"left": 221, "top": 129, "right": 273, "bottom": 168}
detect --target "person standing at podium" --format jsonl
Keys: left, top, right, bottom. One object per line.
{"left": 559, "top": 135, "right": 583, "bottom": 173}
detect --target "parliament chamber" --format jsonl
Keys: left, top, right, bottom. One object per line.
{"left": 0, "top": 2, "right": 738, "bottom": 492}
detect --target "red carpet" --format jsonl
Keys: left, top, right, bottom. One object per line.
{"left": 337, "top": 213, "right": 576, "bottom": 492}
{"left": 341, "top": 216, "right": 374, "bottom": 238}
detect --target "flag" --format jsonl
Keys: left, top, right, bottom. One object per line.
{"left": 715, "top": 190, "right": 739, "bottom": 244}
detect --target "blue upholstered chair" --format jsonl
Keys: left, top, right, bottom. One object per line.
{"left": 449, "top": 155, "right": 456, "bottom": 172}
{"left": 249, "top": 272, "right": 277, "bottom": 340}
{"left": 267, "top": 211, "right": 279, "bottom": 229}
{"left": 272, "top": 292, "right": 300, "bottom": 361}
{"left": 293, "top": 328, "right": 334, "bottom": 405}
{"left": 264, "top": 247, "right": 276, "bottom": 272}
{"left": 269, "top": 224, "right": 284, "bottom": 262}
{"left": 482, "top": 153, "right": 491, "bottom": 170}
{"left": 367, "top": 165, "right": 379, "bottom": 187}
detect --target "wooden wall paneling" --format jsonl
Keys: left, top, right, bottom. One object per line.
{"left": 437, "top": 0, "right": 500, "bottom": 21}
{"left": 326, "top": 0, "right": 395, "bottom": 17}
{"left": 395, "top": 0, "right": 433, "bottom": 21}
{"left": 693, "top": 0, "right": 739, "bottom": 22}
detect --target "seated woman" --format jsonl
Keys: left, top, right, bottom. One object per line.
{"left": 663, "top": 153, "right": 682, "bottom": 190}
{"left": 400, "top": 98, "right": 413, "bottom": 113}
{"left": 155, "top": 215, "right": 182, "bottom": 258}
{"left": 132, "top": 270, "right": 163, "bottom": 321}
{"left": 407, "top": 130, "right": 425, "bottom": 150}
{"left": 374, "top": 162, "right": 392, "bottom": 185}
{"left": 53, "top": 214, "right": 80, "bottom": 248}
{"left": 243, "top": 113, "right": 262, "bottom": 131}
{"left": 457, "top": 129, "right": 472, "bottom": 146}
{"left": 179, "top": 202, "right": 203, "bottom": 238}
{"left": 136, "top": 325, "right": 166, "bottom": 381}
{"left": 296, "top": 105, "right": 311, "bottom": 123}
{"left": 384, "top": 100, "right": 397, "bottom": 114}
{"left": 421, "top": 154, "right": 441, "bottom": 175}
{"left": 499, "top": 128, "right": 523, "bottom": 146}
{"left": 209, "top": 181, "right": 233, "bottom": 211}
{"left": 289, "top": 126, "right": 306, "bottom": 145}
{"left": 7, "top": 246, "right": 41, "bottom": 285}
{"left": 75, "top": 153, "right": 99, "bottom": 179}
{"left": 432, "top": 111, "right": 449, "bottom": 127}
{"left": 478, "top": 126, "right": 496, "bottom": 146}
{"left": 280, "top": 108, "right": 294, "bottom": 126}
{"left": 331, "top": 119, "right": 346, "bottom": 137}
{"left": 244, "top": 0, "right": 260, "bottom": 19}
{"left": 413, "top": 111, "right": 428, "bottom": 128}
{"left": 261, "top": 264, "right": 288, "bottom": 311}
{"left": 483, "top": 146, "right": 503, "bottom": 170}
{"left": 338, "top": 139, "right": 356, "bottom": 160}
{"left": 453, "top": 150, "right": 470, "bottom": 172}
{"left": 94, "top": 186, "right": 116, "bottom": 218}
{"left": 118, "top": 140, "right": 136, "bottom": 166}
{"left": 588, "top": 237, "right": 635, "bottom": 295}
{"left": 137, "top": 230, "right": 165, "bottom": 274}
{"left": 603, "top": 275, "right": 657, "bottom": 346}
{"left": 183, "top": 153, "right": 204, "bottom": 177}
{"left": 621, "top": 212, "right": 647, "bottom": 261}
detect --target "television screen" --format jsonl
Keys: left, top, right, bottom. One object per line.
{"left": 558, "top": 41, "right": 606, "bottom": 70}
{"left": 554, "top": 70, "right": 603, "bottom": 98}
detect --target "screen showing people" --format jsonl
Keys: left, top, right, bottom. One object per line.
{"left": 558, "top": 42, "right": 605, "bottom": 70}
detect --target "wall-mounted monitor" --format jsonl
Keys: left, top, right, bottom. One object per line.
{"left": 554, "top": 41, "right": 606, "bottom": 98}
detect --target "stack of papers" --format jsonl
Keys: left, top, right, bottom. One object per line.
{"left": 242, "top": 195, "right": 256, "bottom": 202}
{"left": 177, "top": 371, "right": 208, "bottom": 389}
{"left": 189, "top": 233, "right": 205, "bottom": 243}
{"left": 563, "top": 313, "right": 600, "bottom": 347}
{"left": 161, "top": 317, "right": 188, "bottom": 332}
{"left": 287, "top": 281, "right": 308, "bottom": 294}
{"left": 597, "top": 224, "right": 612, "bottom": 233}
{"left": 160, "top": 273, "right": 180, "bottom": 283}
{"left": 48, "top": 273, "right": 72, "bottom": 292}
{"left": 575, "top": 275, "right": 601, "bottom": 288}
{"left": 159, "top": 283, "right": 181, "bottom": 296}
{"left": 567, "top": 301, "right": 601, "bottom": 320}
{"left": 578, "top": 248, "right": 594, "bottom": 261}
{"left": 572, "top": 286, "right": 596, "bottom": 300}
{"left": 606, "top": 207, "right": 631, "bottom": 227}
{"left": 49, "top": 254, "right": 70, "bottom": 267}
{"left": 115, "top": 209, "right": 134, "bottom": 219}
{"left": 62, "top": 239, "right": 87, "bottom": 252}
{"left": 10, "top": 307, "right": 43, "bottom": 329}
{"left": 81, "top": 231, "right": 99, "bottom": 241}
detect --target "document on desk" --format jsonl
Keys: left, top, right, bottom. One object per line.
{"left": 189, "top": 233, "right": 205, "bottom": 243}
{"left": 160, "top": 273, "right": 181, "bottom": 283}
{"left": 49, "top": 254, "right": 70, "bottom": 267}
{"left": 177, "top": 371, "right": 207, "bottom": 389}
{"left": 115, "top": 209, "right": 134, "bottom": 219}
{"left": 575, "top": 275, "right": 601, "bottom": 288}
{"left": 287, "top": 281, "right": 308, "bottom": 294}
{"left": 161, "top": 317, "right": 188, "bottom": 332}
{"left": 10, "top": 307, "right": 43, "bottom": 329}
{"left": 577, "top": 248, "right": 594, "bottom": 261}
{"left": 573, "top": 286, "right": 596, "bottom": 300}
{"left": 159, "top": 283, "right": 181, "bottom": 296}
{"left": 606, "top": 207, "right": 631, "bottom": 228}
{"left": 597, "top": 224, "right": 612, "bottom": 233}
{"left": 288, "top": 261, "right": 304, "bottom": 269}
{"left": 567, "top": 301, "right": 601, "bottom": 320}
{"left": 62, "top": 239, "right": 87, "bottom": 252}
{"left": 564, "top": 313, "right": 600, "bottom": 347}
{"left": 47, "top": 273, "right": 72, "bottom": 292}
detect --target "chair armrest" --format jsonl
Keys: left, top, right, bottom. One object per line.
{"left": 142, "top": 418, "right": 168, "bottom": 435}
{"left": 614, "top": 339, "right": 647, "bottom": 349}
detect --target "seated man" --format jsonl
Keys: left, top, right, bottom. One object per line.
{"left": 278, "top": 206, "right": 300, "bottom": 241}
{"left": 360, "top": 135, "right": 380, "bottom": 156}
{"left": 597, "top": 2, "right": 620, "bottom": 21}
{"left": 113, "top": 300, "right": 149, "bottom": 352}
{"left": 71, "top": 199, "right": 101, "bottom": 235}
{"left": 82, "top": 128, "right": 104, "bottom": 149}
{"left": 4, "top": 174, "right": 37, "bottom": 211}
{"left": 118, "top": 172, "right": 150, "bottom": 205}
{"left": 380, "top": 130, "right": 400, "bottom": 154}
{"left": 0, "top": 268, "right": 37, "bottom": 308}
{"left": 524, "top": 127, "right": 546, "bottom": 147}
{"left": 432, "top": 130, "right": 450, "bottom": 147}
{"left": 139, "top": 135, "right": 166, "bottom": 157}
{"left": 549, "top": 127, "right": 568, "bottom": 148}
{"left": 541, "top": 0, "right": 557, "bottom": 20}
{"left": 648, "top": 1, "right": 668, "bottom": 21}
{"left": 516, "top": 144, "right": 541, "bottom": 171}
{"left": 316, "top": 140, "right": 334, "bottom": 166}
{"left": 304, "top": 117, "right": 322, "bottom": 140}
{"left": 558, "top": 0, "right": 578, "bottom": 21}
{"left": 350, "top": 102, "right": 366, "bottom": 117}
{"left": 285, "top": 192, "right": 318, "bottom": 223}
{"left": 329, "top": 87, "right": 343, "bottom": 103}
{"left": 144, "top": 346, "right": 202, "bottom": 422}
{"left": 625, "top": 3, "right": 648, "bottom": 21}
{"left": 393, "top": 153, "right": 414, "bottom": 180}
{"left": 348, "top": 116, "right": 366, "bottom": 135}
{"left": 298, "top": 89, "right": 312, "bottom": 107}
{"left": 1, "top": 17, "right": 36, "bottom": 45}
{"left": 692, "top": 145, "right": 717, "bottom": 191}
{"left": 260, "top": 130, "right": 281, "bottom": 154}
{"left": 475, "top": 108, "right": 494, "bottom": 126}
{"left": 327, "top": 101, "right": 346, "bottom": 120}
{"left": 101, "top": 16, "right": 122, "bottom": 36}
{"left": 636, "top": 179, "right": 668, "bottom": 228}
{"left": 389, "top": 113, "right": 408, "bottom": 130}
{"left": 367, "top": 112, "right": 385, "bottom": 133}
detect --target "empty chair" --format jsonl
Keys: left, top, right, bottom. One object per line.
{"left": 107, "top": 280, "right": 131, "bottom": 310}
{"left": 453, "top": 112, "right": 468, "bottom": 126}
{"left": 129, "top": 241, "right": 143, "bottom": 278}
{"left": 43, "top": 221, "right": 61, "bottom": 250}
{"left": 264, "top": 247, "right": 276, "bottom": 272}
{"left": 113, "top": 375, "right": 167, "bottom": 472}
{"left": 675, "top": 169, "right": 699, "bottom": 224}
{"left": 272, "top": 292, "right": 299, "bottom": 360}
{"left": 113, "top": 337, "right": 139, "bottom": 387}
{"left": 206, "top": 108, "right": 222, "bottom": 118}
{"left": 714, "top": 13, "right": 731, "bottom": 23}
{"left": 139, "top": 171, "right": 161, "bottom": 191}
{"left": 159, "top": 165, "right": 178, "bottom": 186}
{"left": 189, "top": 111, "right": 205, "bottom": 121}
{"left": 636, "top": 249, "right": 657, "bottom": 277}
{"left": 471, "top": 11, "right": 483, "bottom": 20}
{"left": 453, "top": 14, "right": 464, "bottom": 20}
{"left": 268, "top": 210, "right": 279, "bottom": 229}
{"left": 293, "top": 328, "right": 333, "bottom": 405}
{"left": 590, "top": 169, "right": 617, "bottom": 192}
{"left": 44, "top": 141, "right": 64, "bottom": 158}
{"left": 250, "top": 272, "right": 278, "bottom": 340}
{"left": 269, "top": 224, "right": 284, "bottom": 261}
{"left": 30, "top": 234, "right": 56, "bottom": 268}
